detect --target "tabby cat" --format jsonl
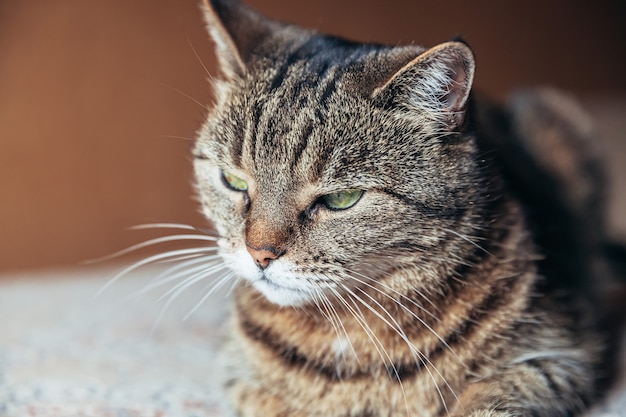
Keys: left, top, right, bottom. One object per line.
{"left": 192, "top": 0, "right": 618, "bottom": 416}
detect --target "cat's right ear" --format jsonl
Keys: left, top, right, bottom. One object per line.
{"left": 202, "top": 0, "right": 272, "bottom": 79}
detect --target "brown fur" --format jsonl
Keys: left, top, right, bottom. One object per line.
{"left": 193, "top": 1, "right": 618, "bottom": 416}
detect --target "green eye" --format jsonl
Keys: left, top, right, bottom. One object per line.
{"left": 320, "top": 189, "right": 363, "bottom": 210}
{"left": 221, "top": 170, "right": 248, "bottom": 191}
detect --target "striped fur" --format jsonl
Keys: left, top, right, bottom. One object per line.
{"left": 193, "top": 1, "right": 613, "bottom": 416}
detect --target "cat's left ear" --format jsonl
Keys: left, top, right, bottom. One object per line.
{"left": 201, "top": 0, "right": 273, "bottom": 79}
{"left": 373, "top": 41, "right": 475, "bottom": 129}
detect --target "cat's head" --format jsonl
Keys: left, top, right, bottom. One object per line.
{"left": 194, "top": 0, "right": 489, "bottom": 307}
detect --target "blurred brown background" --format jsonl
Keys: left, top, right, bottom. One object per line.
{"left": 1, "top": 0, "right": 625, "bottom": 272}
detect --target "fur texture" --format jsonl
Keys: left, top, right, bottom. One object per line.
{"left": 193, "top": 1, "right": 619, "bottom": 416}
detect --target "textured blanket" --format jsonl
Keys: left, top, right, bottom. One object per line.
{"left": 1, "top": 267, "right": 624, "bottom": 417}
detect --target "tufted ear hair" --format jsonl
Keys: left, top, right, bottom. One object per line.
{"left": 201, "top": 0, "right": 275, "bottom": 79}
{"left": 373, "top": 41, "right": 475, "bottom": 129}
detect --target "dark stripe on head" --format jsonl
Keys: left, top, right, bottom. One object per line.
{"left": 291, "top": 121, "right": 314, "bottom": 170}
{"left": 269, "top": 49, "right": 302, "bottom": 92}
{"left": 319, "top": 75, "right": 338, "bottom": 109}
{"left": 383, "top": 188, "right": 468, "bottom": 221}
{"left": 246, "top": 102, "right": 264, "bottom": 170}
{"left": 268, "top": 37, "right": 332, "bottom": 92}
{"left": 269, "top": 35, "right": 365, "bottom": 93}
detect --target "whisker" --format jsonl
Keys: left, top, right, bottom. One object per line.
{"left": 319, "top": 290, "right": 360, "bottom": 367}
{"left": 310, "top": 289, "right": 357, "bottom": 374}
{"left": 310, "top": 290, "right": 336, "bottom": 329}
{"left": 328, "top": 288, "right": 388, "bottom": 364}
{"left": 157, "top": 81, "right": 210, "bottom": 111}
{"left": 330, "top": 287, "right": 402, "bottom": 378}
{"left": 224, "top": 275, "right": 242, "bottom": 297}
{"left": 396, "top": 263, "right": 444, "bottom": 314}
{"left": 344, "top": 267, "right": 440, "bottom": 322}
{"left": 147, "top": 252, "right": 221, "bottom": 283}
{"left": 130, "top": 223, "right": 218, "bottom": 236}
{"left": 309, "top": 291, "right": 344, "bottom": 360}
{"left": 155, "top": 135, "right": 197, "bottom": 142}
{"left": 187, "top": 36, "right": 212, "bottom": 79}
{"left": 443, "top": 228, "right": 492, "bottom": 256}
{"left": 135, "top": 256, "right": 223, "bottom": 297}
{"left": 131, "top": 222, "right": 197, "bottom": 231}
{"left": 346, "top": 285, "right": 447, "bottom": 417}
{"left": 333, "top": 286, "right": 411, "bottom": 417}
{"left": 183, "top": 270, "right": 236, "bottom": 321}
{"left": 341, "top": 272, "right": 461, "bottom": 406}
{"left": 85, "top": 234, "right": 217, "bottom": 264}
{"left": 95, "top": 247, "right": 217, "bottom": 297}
{"left": 347, "top": 272, "right": 457, "bottom": 361}
{"left": 349, "top": 285, "right": 459, "bottom": 415}
{"left": 151, "top": 264, "right": 229, "bottom": 333}
{"left": 341, "top": 269, "right": 460, "bottom": 380}
{"left": 155, "top": 262, "right": 227, "bottom": 303}
{"left": 151, "top": 253, "right": 207, "bottom": 265}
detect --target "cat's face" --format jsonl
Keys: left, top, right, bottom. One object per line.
{"left": 194, "top": 0, "right": 485, "bottom": 307}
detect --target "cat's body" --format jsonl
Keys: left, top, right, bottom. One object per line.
{"left": 192, "top": 1, "right": 620, "bottom": 416}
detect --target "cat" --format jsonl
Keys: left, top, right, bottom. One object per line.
{"left": 191, "top": 0, "right": 622, "bottom": 416}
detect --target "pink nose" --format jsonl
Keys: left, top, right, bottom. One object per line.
{"left": 246, "top": 246, "right": 279, "bottom": 269}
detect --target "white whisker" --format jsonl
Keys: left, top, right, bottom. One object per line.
{"left": 343, "top": 268, "right": 460, "bottom": 367}
{"left": 347, "top": 285, "right": 452, "bottom": 417}
{"left": 328, "top": 287, "right": 390, "bottom": 367}
{"left": 130, "top": 223, "right": 217, "bottom": 236}
{"left": 135, "top": 256, "right": 223, "bottom": 297}
{"left": 443, "top": 228, "right": 491, "bottom": 256}
{"left": 310, "top": 289, "right": 357, "bottom": 374}
{"left": 157, "top": 81, "right": 210, "bottom": 111}
{"left": 148, "top": 253, "right": 222, "bottom": 284}
{"left": 151, "top": 264, "right": 229, "bottom": 332}
{"left": 344, "top": 266, "right": 440, "bottom": 322}
{"left": 184, "top": 271, "right": 236, "bottom": 321}
{"left": 224, "top": 274, "right": 242, "bottom": 297}
{"left": 149, "top": 253, "right": 209, "bottom": 266}
{"left": 187, "top": 36, "right": 212, "bottom": 78}
{"left": 156, "top": 262, "right": 227, "bottom": 303}
{"left": 155, "top": 135, "right": 196, "bottom": 142}
{"left": 85, "top": 234, "right": 217, "bottom": 264}
{"left": 319, "top": 289, "right": 360, "bottom": 367}
{"left": 333, "top": 286, "right": 412, "bottom": 417}
{"left": 95, "top": 247, "right": 218, "bottom": 297}
{"left": 348, "top": 284, "right": 460, "bottom": 415}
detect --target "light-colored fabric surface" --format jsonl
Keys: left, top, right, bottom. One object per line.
{"left": 0, "top": 267, "right": 228, "bottom": 416}
{"left": 0, "top": 267, "right": 624, "bottom": 417}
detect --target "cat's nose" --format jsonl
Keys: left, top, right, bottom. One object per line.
{"left": 246, "top": 245, "right": 280, "bottom": 269}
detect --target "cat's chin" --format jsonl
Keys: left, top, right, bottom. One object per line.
{"left": 251, "top": 277, "right": 311, "bottom": 307}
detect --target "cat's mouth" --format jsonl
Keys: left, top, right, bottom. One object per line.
{"left": 220, "top": 244, "right": 327, "bottom": 307}
{"left": 253, "top": 273, "right": 312, "bottom": 307}
{"left": 258, "top": 274, "right": 297, "bottom": 292}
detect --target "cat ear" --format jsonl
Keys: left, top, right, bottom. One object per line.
{"left": 201, "top": 0, "right": 272, "bottom": 79}
{"left": 373, "top": 41, "right": 475, "bottom": 129}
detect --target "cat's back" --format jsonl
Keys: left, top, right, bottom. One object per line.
{"left": 473, "top": 89, "right": 611, "bottom": 294}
